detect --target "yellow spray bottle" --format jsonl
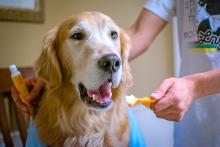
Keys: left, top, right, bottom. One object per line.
{"left": 9, "top": 64, "right": 33, "bottom": 116}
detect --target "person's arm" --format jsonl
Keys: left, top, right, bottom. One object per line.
{"left": 126, "top": 8, "right": 167, "bottom": 60}
{"left": 151, "top": 68, "right": 220, "bottom": 121}
{"left": 185, "top": 68, "right": 220, "bottom": 98}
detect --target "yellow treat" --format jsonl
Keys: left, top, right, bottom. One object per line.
{"left": 125, "top": 95, "right": 157, "bottom": 109}
{"left": 9, "top": 64, "right": 33, "bottom": 116}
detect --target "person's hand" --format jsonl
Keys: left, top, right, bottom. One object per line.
{"left": 150, "top": 77, "right": 195, "bottom": 121}
{"left": 11, "top": 75, "right": 45, "bottom": 115}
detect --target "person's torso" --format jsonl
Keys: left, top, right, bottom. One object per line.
{"left": 174, "top": 0, "right": 220, "bottom": 147}
{"left": 177, "top": 0, "right": 220, "bottom": 76}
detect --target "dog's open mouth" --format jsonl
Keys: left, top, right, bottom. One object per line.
{"left": 79, "top": 80, "right": 113, "bottom": 109}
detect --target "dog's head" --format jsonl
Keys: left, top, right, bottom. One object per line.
{"left": 35, "top": 11, "right": 132, "bottom": 110}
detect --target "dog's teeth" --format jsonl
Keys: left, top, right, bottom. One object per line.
{"left": 92, "top": 94, "right": 96, "bottom": 100}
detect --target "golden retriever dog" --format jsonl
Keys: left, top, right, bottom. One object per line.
{"left": 34, "top": 11, "right": 133, "bottom": 147}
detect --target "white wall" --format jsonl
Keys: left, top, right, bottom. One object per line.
{"left": 0, "top": 0, "right": 174, "bottom": 146}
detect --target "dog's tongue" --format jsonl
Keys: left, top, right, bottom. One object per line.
{"left": 87, "top": 81, "right": 112, "bottom": 103}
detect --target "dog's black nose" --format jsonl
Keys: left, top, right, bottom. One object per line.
{"left": 98, "top": 54, "right": 121, "bottom": 73}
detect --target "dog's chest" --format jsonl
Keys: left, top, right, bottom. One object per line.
{"left": 63, "top": 133, "right": 104, "bottom": 147}
{"left": 62, "top": 132, "right": 128, "bottom": 147}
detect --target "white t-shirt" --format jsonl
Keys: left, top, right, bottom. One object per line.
{"left": 145, "top": 0, "right": 220, "bottom": 147}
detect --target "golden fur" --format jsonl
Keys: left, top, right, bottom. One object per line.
{"left": 34, "top": 11, "right": 133, "bottom": 147}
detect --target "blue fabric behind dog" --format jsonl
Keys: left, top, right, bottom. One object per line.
{"left": 26, "top": 121, "right": 45, "bottom": 147}
{"left": 26, "top": 109, "right": 146, "bottom": 147}
{"left": 128, "top": 108, "right": 146, "bottom": 147}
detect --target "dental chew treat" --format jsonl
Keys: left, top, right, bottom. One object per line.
{"left": 125, "top": 94, "right": 156, "bottom": 108}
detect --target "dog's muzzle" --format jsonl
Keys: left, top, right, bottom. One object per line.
{"left": 78, "top": 54, "right": 122, "bottom": 109}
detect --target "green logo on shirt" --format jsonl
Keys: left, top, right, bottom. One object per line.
{"left": 191, "top": 43, "right": 219, "bottom": 53}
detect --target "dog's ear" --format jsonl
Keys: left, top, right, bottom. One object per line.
{"left": 120, "top": 29, "right": 133, "bottom": 87}
{"left": 35, "top": 27, "right": 62, "bottom": 90}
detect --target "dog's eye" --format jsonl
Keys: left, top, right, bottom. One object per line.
{"left": 110, "top": 31, "right": 118, "bottom": 40}
{"left": 71, "top": 32, "right": 84, "bottom": 40}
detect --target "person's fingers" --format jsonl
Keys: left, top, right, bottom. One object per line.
{"left": 154, "top": 105, "right": 185, "bottom": 121}
{"left": 156, "top": 112, "right": 182, "bottom": 122}
{"left": 27, "top": 80, "right": 45, "bottom": 102}
{"left": 25, "top": 75, "right": 37, "bottom": 85}
{"left": 157, "top": 102, "right": 185, "bottom": 114}
{"left": 152, "top": 91, "right": 175, "bottom": 112}
{"left": 155, "top": 105, "right": 177, "bottom": 114}
{"left": 155, "top": 111, "right": 184, "bottom": 122}
{"left": 150, "top": 78, "right": 174, "bottom": 100}
{"left": 11, "top": 86, "right": 29, "bottom": 112}
{"left": 25, "top": 76, "right": 37, "bottom": 91}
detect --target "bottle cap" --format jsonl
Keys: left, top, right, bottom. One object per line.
{"left": 9, "top": 64, "right": 20, "bottom": 75}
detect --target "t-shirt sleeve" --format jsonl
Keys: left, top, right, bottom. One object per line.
{"left": 144, "top": 0, "right": 176, "bottom": 22}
